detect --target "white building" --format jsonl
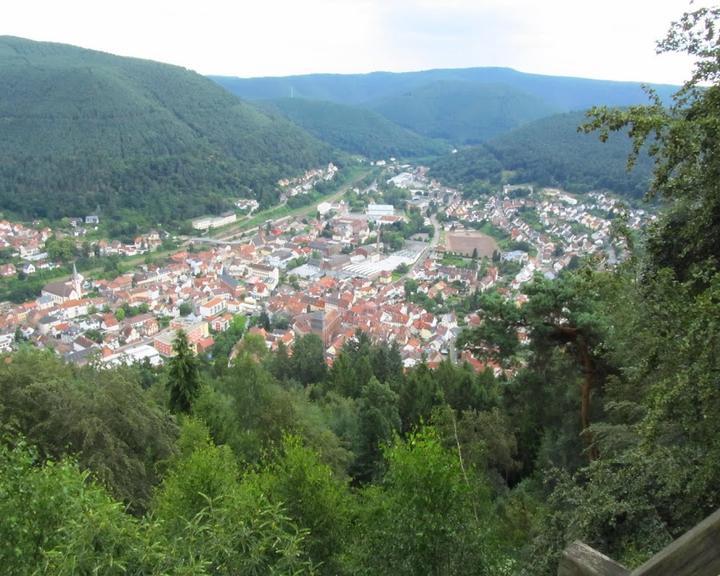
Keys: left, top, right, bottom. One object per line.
{"left": 191, "top": 212, "right": 237, "bottom": 231}
{"left": 199, "top": 297, "right": 227, "bottom": 318}
{"left": 0, "top": 332, "right": 14, "bottom": 353}
{"left": 103, "top": 344, "right": 163, "bottom": 368}
{"left": 367, "top": 204, "right": 395, "bottom": 222}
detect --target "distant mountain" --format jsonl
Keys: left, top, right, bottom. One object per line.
{"left": 0, "top": 36, "right": 333, "bottom": 225}
{"left": 212, "top": 67, "right": 677, "bottom": 147}
{"left": 367, "top": 81, "right": 557, "bottom": 144}
{"left": 258, "top": 98, "right": 448, "bottom": 158}
{"left": 211, "top": 67, "right": 677, "bottom": 111}
{"left": 430, "top": 111, "right": 653, "bottom": 198}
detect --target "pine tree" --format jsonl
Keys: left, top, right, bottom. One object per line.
{"left": 167, "top": 330, "right": 200, "bottom": 414}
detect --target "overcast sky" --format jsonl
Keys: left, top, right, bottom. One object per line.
{"left": 0, "top": 0, "right": 707, "bottom": 84}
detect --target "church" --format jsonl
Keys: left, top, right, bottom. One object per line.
{"left": 41, "top": 263, "right": 84, "bottom": 305}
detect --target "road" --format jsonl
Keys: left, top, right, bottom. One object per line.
{"left": 395, "top": 212, "right": 441, "bottom": 282}
{"left": 195, "top": 167, "right": 375, "bottom": 244}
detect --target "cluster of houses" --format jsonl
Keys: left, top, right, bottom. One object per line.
{"left": 262, "top": 266, "right": 470, "bottom": 369}
{"left": 0, "top": 195, "right": 492, "bottom": 372}
{"left": 0, "top": 220, "right": 54, "bottom": 277}
{"left": 278, "top": 162, "right": 338, "bottom": 197}
{"left": 444, "top": 187, "right": 653, "bottom": 287}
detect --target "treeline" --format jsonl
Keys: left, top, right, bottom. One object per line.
{"left": 0, "top": 331, "right": 517, "bottom": 575}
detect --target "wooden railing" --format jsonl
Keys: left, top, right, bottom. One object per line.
{"left": 558, "top": 508, "right": 720, "bottom": 576}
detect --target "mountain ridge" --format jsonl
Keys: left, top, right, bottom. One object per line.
{"left": 211, "top": 65, "right": 678, "bottom": 110}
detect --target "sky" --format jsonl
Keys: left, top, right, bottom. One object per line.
{"left": 0, "top": 0, "right": 707, "bottom": 84}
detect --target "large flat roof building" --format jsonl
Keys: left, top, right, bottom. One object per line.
{"left": 366, "top": 204, "right": 395, "bottom": 222}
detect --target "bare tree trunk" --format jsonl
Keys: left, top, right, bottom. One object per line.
{"left": 576, "top": 334, "right": 599, "bottom": 461}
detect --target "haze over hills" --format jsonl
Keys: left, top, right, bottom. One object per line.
{"left": 0, "top": 36, "right": 333, "bottom": 225}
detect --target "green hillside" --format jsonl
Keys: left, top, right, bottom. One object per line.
{"left": 0, "top": 36, "right": 333, "bottom": 224}
{"left": 368, "top": 81, "right": 557, "bottom": 144}
{"left": 213, "top": 70, "right": 677, "bottom": 147}
{"left": 259, "top": 97, "right": 448, "bottom": 158}
{"left": 488, "top": 111, "right": 653, "bottom": 197}
{"left": 430, "top": 111, "right": 653, "bottom": 198}
{"left": 429, "top": 146, "right": 503, "bottom": 196}
{"left": 211, "top": 67, "right": 677, "bottom": 110}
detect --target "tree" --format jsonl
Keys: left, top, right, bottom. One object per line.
{"left": 167, "top": 330, "right": 201, "bottom": 414}
{"left": 351, "top": 377, "right": 401, "bottom": 483}
{"left": 178, "top": 302, "right": 192, "bottom": 317}
{"left": 45, "top": 236, "right": 76, "bottom": 262}
{"left": 522, "top": 10, "right": 720, "bottom": 572}
{"left": 397, "top": 362, "right": 440, "bottom": 433}
{"left": 267, "top": 339, "right": 292, "bottom": 382}
{"left": 460, "top": 273, "right": 614, "bottom": 462}
{"left": 583, "top": 6, "right": 720, "bottom": 283}
{"left": 258, "top": 436, "right": 351, "bottom": 575}
{"left": 154, "top": 426, "right": 316, "bottom": 575}
{"left": 0, "top": 441, "right": 154, "bottom": 576}
{"left": 347, "top": 428, "right": 509, "bottom": 576}
{"left": 0, "top": 349, "right": 177, "bottom": 512}
{"left": 290, "top": 334, "right": 327, "bottom": 386}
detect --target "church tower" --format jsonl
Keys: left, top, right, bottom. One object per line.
{"left": 72, "top": 262, "right": 84, "bottom": 299}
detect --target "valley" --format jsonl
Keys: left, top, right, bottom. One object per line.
{"left": 1, "top": 14, "right": 718, "bottom": 575}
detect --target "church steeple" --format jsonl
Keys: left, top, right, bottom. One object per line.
{"left": 72, "top": 261, "right": 83, "bottom": 298}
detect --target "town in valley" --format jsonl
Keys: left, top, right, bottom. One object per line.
{"left": 0, "top": 159, "right": 652, "bottom": 371}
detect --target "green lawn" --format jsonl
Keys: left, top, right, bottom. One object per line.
{"left": 440, "top": 254, "right": 473, "bottom": 268}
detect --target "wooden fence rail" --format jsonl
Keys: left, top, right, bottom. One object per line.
{"left": 558, "top": 508, "right": 720, "bottom": 576}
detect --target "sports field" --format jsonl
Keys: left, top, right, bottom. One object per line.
{"left": 445, "top": 230, "right": 498, "bottom": 257}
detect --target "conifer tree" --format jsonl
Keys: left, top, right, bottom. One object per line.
{"left": 167, "top": 330, "right": 200, "bottom": 414}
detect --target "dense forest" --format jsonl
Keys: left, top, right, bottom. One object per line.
{"left": 258, "top": 98, "right": 449, "bottom": 158}
{"left": 3, "top": 8, "right": 720, "bottom": 575}
{"left": 429, "top": 111, "right": 654, "bottom": 199}
{"left": 214, "top": 69, "right": 677, "bottom": 149}
{"left": 0, "top": 37, "right": 334, "bottom": 225}
{"left": 368, "top": 80, "right": 556, "bottom": 144}
{"left": 211, "top": 66, "right": 677, "bottom": 110}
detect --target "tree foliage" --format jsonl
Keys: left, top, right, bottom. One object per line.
{"left": 167, "top": 330, "right": 200, "bottom": 414}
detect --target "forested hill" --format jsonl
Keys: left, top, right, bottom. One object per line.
{"left": 257, "top": 97, "right": 449, "bottom": 158}
{"left": 0, "top": 36, "right": 334, "bottom": 224}
{"left": 368, "top": 81, "right": 556, "bottom": 144}
{"left": 430, "top": 111, "right": 654, "bottom": 198}
{"left": 213, "top": 68, "right": 677, "bottom": 146}
{"left": 211, "top": 67, "right": 678, "bottom": 111}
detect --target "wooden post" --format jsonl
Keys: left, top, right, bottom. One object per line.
{"left": 558, "top": 508, "right": 720, "bottom": 576}
{"left": 630, "top": 508, "right": 720, "bottom": 576}
{"left": 558, "top": 542, "right": 629, "bottom": 576}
